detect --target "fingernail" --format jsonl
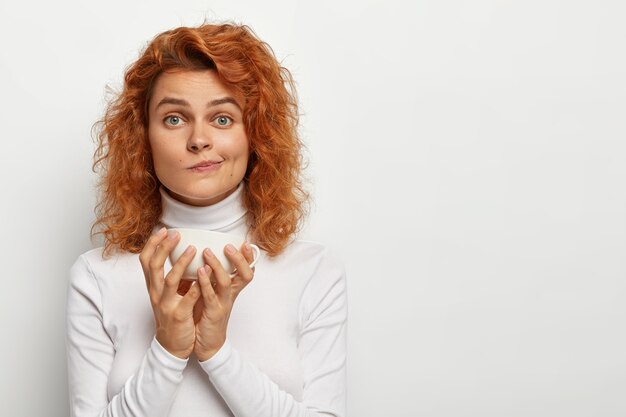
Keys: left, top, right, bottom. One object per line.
{"left": 198, "top": 266, "right": 206, "bottom": 276}
{"left": 244, "top": 242, "right": 251, "bottom": 252}
{"left": 225, "top": 244, "right": 236, "bottom": 254}
{"left": 184, "top": 245, "right": 194, "bottom": 254}
{"left": 168, "top": 231, "right": 179, "bottom": 240}
{"left": 204, "top": 248, "right": 214, "bottom": 257}
{"left": 157, "top": 227, "right": 166, "bottom": 236}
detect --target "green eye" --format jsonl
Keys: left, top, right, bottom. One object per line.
{"left": 164, "top": 116, "right": 182, "bottom": 126}
{"left": 216, "top": 116, "right": 232, "bottom": 126}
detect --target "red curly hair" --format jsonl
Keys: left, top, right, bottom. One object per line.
{"left": 91, "top": 23, "right": 308, "bottom": 258}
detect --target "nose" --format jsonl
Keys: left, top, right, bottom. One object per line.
{"left": 187, "top": 123, "right": 213, "bottom": 152}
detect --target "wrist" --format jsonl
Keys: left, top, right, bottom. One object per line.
{"left": 150, "top": 337, "right": 190, "bottom": 371}
{"left": 156, "top": 333, "right": 192, "bottom": 360}
{"left": 196, "top": 341, "right": 225, "bottom": 362}
{"left": 196, "top": 348, "right": 220, "bottom": 362}
{"left": 197, "top": 340, "right": 234, "bottom": 373}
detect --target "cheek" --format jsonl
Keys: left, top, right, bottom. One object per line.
{"left": 217, "top": 130, "right": 249, "bottom": 160}
{"left": 233, "top": 131, "right": 250, "bottom": 159}
{"left": 149, "top": 130, "right": 179, "bottom": 160}
{"left": 149, "top": 139, "right": 182, "bottom": 179}
{"left": 233, "top": 139, "right": 250, "bottom": 170}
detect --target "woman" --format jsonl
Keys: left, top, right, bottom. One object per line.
{"left": 66, "top": 23, "right": 347, "bottom": 417}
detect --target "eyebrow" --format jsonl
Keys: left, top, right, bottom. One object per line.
{"left": 155, "top": 96, "right": 241, "bottom": 110}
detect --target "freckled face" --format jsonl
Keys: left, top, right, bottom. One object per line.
{"left": 147, "top": 69, "right": 249, "bottom": 206}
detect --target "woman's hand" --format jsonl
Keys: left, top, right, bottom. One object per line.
{"left": 193, "top": 242, "right": 256, "bottom": 361}
{"left": 139, "top": 228, "right": 202, "bottom": 360}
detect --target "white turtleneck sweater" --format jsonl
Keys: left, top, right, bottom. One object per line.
{"left": 66, "top": 184, "right": 347, "bottom": 417}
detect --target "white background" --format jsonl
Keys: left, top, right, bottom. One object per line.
{"left": 1, "top": 0, "right": 625, "bottom": 416}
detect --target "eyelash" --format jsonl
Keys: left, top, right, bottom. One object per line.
{"left": 163, "top": 115, "right": 184, "bottom": 126}
{"left": 214, "top": 115, "right": 233, "bottom": 127}
{"left": 162, "top": 114, "right": 234, "bottom": 127}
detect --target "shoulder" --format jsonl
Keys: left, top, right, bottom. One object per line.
{"left": 280, "top": 238, "right": 341, "bottom": 259}
{"left": 276, "top": 238, "right": 345, "bottom": 276}
{"left": 69, "top": 246, "right": 139, "bottom": 286}
{"left": 270, "top": 239, "right": 347, "bottom": 298}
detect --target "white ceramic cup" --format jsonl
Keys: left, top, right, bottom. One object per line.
{"left": 168, "top": 228, "right": 260, "bottom": 280}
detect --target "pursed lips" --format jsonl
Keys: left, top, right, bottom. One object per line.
{"left": 189, "top": 160, "right": 223, "bottom": 169}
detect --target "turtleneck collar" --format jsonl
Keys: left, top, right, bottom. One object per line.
{"left": 157, "top": 183, "right": 248, "bottom": 234}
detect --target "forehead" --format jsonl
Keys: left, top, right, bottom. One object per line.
{"left": 149, "top": 69, "right": 243, "bottom": 109}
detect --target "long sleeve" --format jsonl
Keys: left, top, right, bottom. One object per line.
{"left": 198, "top": 249, "right": 348, "bottom": 417}
{"left": 66, "top": 254, "right": 189, "bottom": 417}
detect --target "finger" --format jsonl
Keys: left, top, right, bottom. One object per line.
{"left": 196, "top": 265, "right": 217, "bottom": 304}
{"left": 225, "top": 244, "right": 254, "bottom": 291}
{"left": 203, "top": 248, "right": 231, "bottom": 290}
{"left": 162, "top": 244, "right": 196, "bottom": 302}
{"left": 138, "top": 227, "right": 168, "bottom": 288}
{"left": 147, "top": 230, "right": 181, "bottom": 296}
{"left": 240, "top": 241, "right": 255, "bottom": 264}
{"left": 179, "top": 280, "right": 202, "bottom": 311}
{"left": 241, "top": 242, "right": 257, "bottom": 283}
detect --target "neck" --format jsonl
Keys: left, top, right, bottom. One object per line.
{"left": 157, "top": 183, "right": 248, "bottom": 235}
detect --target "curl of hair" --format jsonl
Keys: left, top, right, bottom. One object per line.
{"left": 91, "top": 23, "right": 308, "bottom": 258}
